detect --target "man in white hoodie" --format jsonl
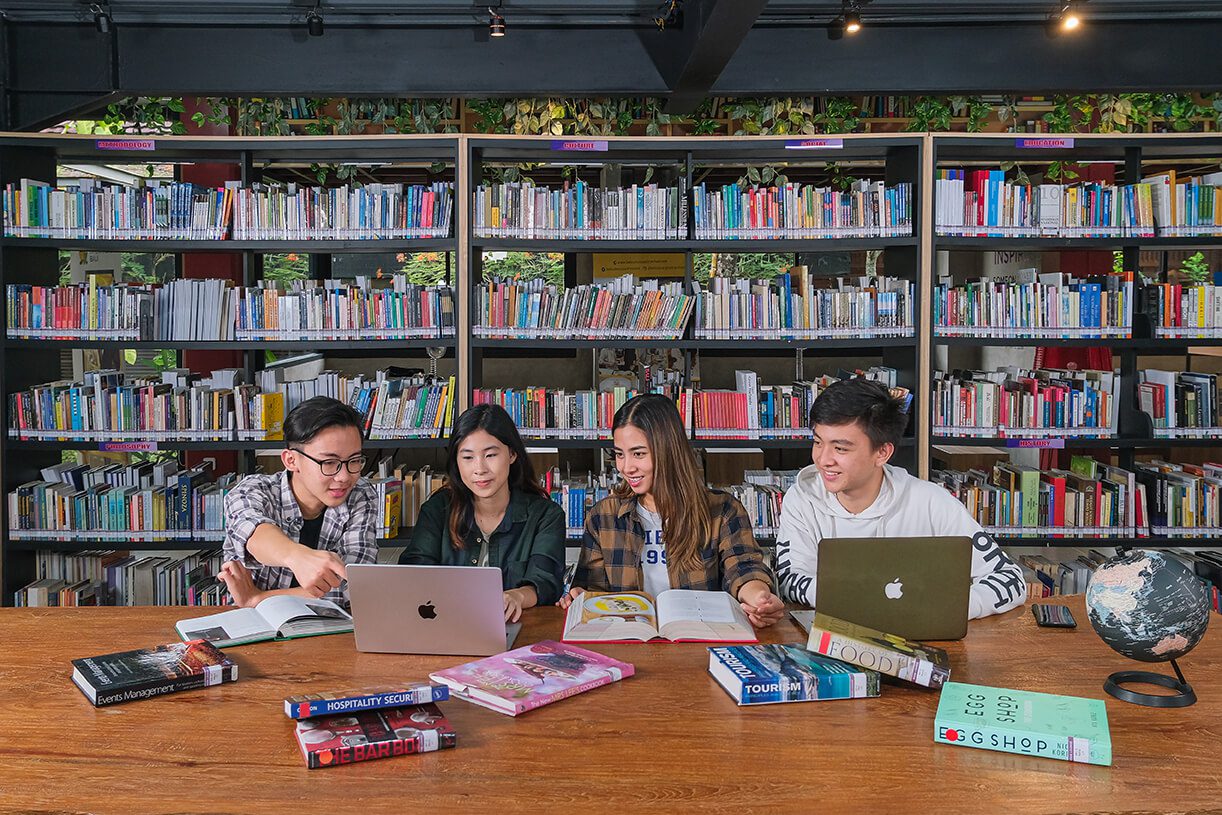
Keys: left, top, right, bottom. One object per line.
{"left": 775, "top": 378, "right": 1027, "bottom": 620}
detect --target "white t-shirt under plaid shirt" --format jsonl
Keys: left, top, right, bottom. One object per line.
{"left": 223, "top": 470, "right": 379, "bottom": 609}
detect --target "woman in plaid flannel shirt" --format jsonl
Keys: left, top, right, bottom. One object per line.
{"left": 559, "top": 393, "right": 785, "bottom": 628}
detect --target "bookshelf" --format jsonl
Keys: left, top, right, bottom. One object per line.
{"left": 0, "top": 134, "right": 460, "bottom": 601}
{"left": 9, "top": 131, "right": 1222, "bottom": 606}
{"left": 929, "top": 132, "right": 1222, "bottom": 551}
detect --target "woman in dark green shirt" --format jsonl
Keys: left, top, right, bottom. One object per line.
{"left": 399, "top": 404, "right": 566, "bottom": 621}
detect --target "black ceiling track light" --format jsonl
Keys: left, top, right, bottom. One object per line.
{"left": 1048, "top": 0, "right": 1085, "bottom": 35}
{"left": 89, "top": 1, "right": 111, "bottom": 34}
{"left": 828, "top": 0, "right": 862, "bottom": 40}
{"left": 489, "top": 2, "right": 506, "bottom": 37}
{"left": 306, "top": 1, "right": 324, "bottom": 37}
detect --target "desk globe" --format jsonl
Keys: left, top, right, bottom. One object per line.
{"left": 1085, "top": 549, "right": 1210, "bottom": 707}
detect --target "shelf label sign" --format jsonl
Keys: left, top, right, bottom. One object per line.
{"left": 551, "top": 140, "right": 608, "bottom": 152}
{"left": 100, "top": 441, "right": 158, "bottom": 452}
{"left": 1005, "top": 438, "right": 1065, "bottom": 449}
{"left": 786, "top": 138, "right": 843, "bottom": 149}
{"left": 95, "top": 139, "right": 157, "bottom": 151}
{"left": 1015, "top": 138, "right": 1074, "bottom": 149}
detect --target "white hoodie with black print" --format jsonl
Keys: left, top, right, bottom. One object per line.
{"left": 774, "top": 463, "right": 1027, "bottom": 620}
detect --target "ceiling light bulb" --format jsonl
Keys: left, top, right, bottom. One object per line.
{"left": 844, "top": 11, "right": 861, "bottom": 33}
{"left": 489, "top": 9, "right": 506, "bottom": 37}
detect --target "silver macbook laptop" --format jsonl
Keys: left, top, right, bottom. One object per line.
{"left": 789, "top": 536, "right": 973, "bottom": 641}
{"left": 347, "top": 564, "right": 522, "bottom": 656}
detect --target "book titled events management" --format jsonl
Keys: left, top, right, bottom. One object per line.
{"left": 430, "top": 640, "right": 633, "bottom": 716}
{"left": 71, "top": 640, "right": 237, "bottom": 706}
{"left": 563, "top": 589, "right": 757, "bottom": 643}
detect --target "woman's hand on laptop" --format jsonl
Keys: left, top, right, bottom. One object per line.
{"left": 738, "top": 580, "right": 785, "bottom": 628}
{"left": 286, "top": 547, "right": 347, "bottom": 598}
{"left": 557, "top": 587, "right": 584, "bottom": 610}
{"left": 503, "top": 586, "right": 536, "bottom": 622}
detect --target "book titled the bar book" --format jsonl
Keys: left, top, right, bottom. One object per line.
{"left": 284, "top": 682, "right": 449, "bottom": 720}
{"left": 800, "top": 611, "right": 951, "bottom": 689}
{"left": 708, "top": 644, "right": 880, "bottom": 705}
{"left": 294, "top": 703, "right": 457, "bottom": 769}
{"left": 935, "top": 681, "right": 1112, "bottom": 765}
{"left": 71, "top": 640, "right": 237, "bottom": 706}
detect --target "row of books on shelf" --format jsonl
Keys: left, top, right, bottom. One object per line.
{"left": 935, "top": 457, "right": 1222, "bottom": 536}
{"left": 933, "top": 271, "right": 1133, "bottom": 338}
{"left": 691, "top": 273, "right": 912, "bottom": 339}
{"left": 1138, "top": 369, "right": 1220, "bottom": 435}
{"left": 19, "top": 549, "right": 230, "bottom": 607}
{"left": 934, "top": 168, "right": 1222, "bottom": 237}
{"left": 689, "top": 180, "right": 912, "bottom": 240}
{"left": 6, "top": 369, "right": 456, "bottom": 442}
{"left": 1019, "top": 548, "right": 1222, "bottom": 613}
{"left": 6, "top": 278, "right": 457, "bottom": 342}
{"left": 474, "top": 180, "right": 686, "bottom": 240}
{"left": 472, "top": 368, "right": 907, "bottom": 442}
{"left": 475, "top": 275, "right": 693, "bottom": 340}
{"left": 931, "top": 367, "right": 1116, "bottom": 437}
{"left": 1144, "top": 282, "right": 1222, "bottom": 337}
{"left": 3, "top": 179, "right": 455, "bottom": 240}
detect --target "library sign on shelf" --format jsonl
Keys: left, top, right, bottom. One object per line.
{"left": 99, "top": 441, "right": 159, "bottom": 452}
{"left": 785, "top": 138, "right": 844, "bottom": 150}
{"left": 550, "top": 140, "right": 608, "bottom": 152}
{"left": 1005, "top": 438, "right": 1066, "bottom": 449}
{"left": 95, "top": 139, "right": 157, "bottom": 151}
{"left": 1014, "top": 138, "right": 1075, "bottom": 149}
{"left": 593, "top": 253, "right": 685, "bottom": 280}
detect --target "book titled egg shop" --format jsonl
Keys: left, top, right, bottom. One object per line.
{"left": 934, "top": 681, "right": 1112, "bottom": 766}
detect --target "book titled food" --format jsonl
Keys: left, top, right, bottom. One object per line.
{"left": 175, "top": 594, "right": 353, "bottom": 648}
{"left": 935, "top": 681, "right": 1112, "bottom": 765}
{"left": 803, "top": 612, "right": 950, "bottom": 689}
{"left": 563, "top": 589, "right": 757, "bottom": 643}
{"left": 284, "top": 682, "right": 449, "bottom": 719}
{"left": 294, "top": 703, "right": 457, "bottom": 769}
{"left": 430, "top": 640, "right": 634, "bottom": 716}
{"left": 708, "top": 644, "right": 880, "bottom": 705}
{"left": 71, "top": 640, "right": 237, "bottom": 706}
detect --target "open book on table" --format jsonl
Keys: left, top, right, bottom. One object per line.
{"left": 175, "top": 595, "right": 353, "bottom": 648}
{"left": 562, "top": 589, "right": 757, "bottom": 643}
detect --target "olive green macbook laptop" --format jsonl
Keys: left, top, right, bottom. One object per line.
{"left": 791, "top": 536, "right": 973, "bottom": 641}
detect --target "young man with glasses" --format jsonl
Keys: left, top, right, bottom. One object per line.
{"left": 218, "top": 396, "right": 377, "bottom": 609}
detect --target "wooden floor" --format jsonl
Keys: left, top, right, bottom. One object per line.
{"left": 1, "top": 596, "right": 1220, "bottom": 814}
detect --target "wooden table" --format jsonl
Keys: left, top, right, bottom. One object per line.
{"left": 1, "top": 597, "right": 1219, "bottom": 815}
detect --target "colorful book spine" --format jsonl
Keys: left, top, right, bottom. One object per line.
{"left": 284, "top": 682, "right": 449, "bottom": 719}
{"left": 708, "top": 644, "right": 880, "bottom": 704}
{"left": 295, "top": 703, "right": 457, "bottom": 769}
{"left": 805, "top": 613, "right": 951, "bottom": 688}
{"left": 934, "top": 681, "right": 1112, "bottom": 765}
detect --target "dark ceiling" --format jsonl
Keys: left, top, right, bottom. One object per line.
{"left": 2, "top": 1, "right": 1221, "bottom": 130}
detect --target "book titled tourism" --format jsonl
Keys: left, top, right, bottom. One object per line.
{"left": 294, "top": 703, "right": 457, "bottom": 769}
{"left": 708, "top": 644, "right": 880, "bottom": 705}
{"left": 429, "top": 640, "right": 634, "bottom": 716}
{"left": 175, "top": 595, "right": 353, "bottom": 648}
{"left": 935, "top": 682, "right": 1112, "bottom": 766}
{"left": 800, "top": 611, "right": 951, "bottom": 689}
{"left": 71, "top": 640, "right": 237, "bottom": 707}
{"left": 562, "top": 589, "right": 757, "bottom": 643}
{"left": 284, "top": 682, "right": 450, "bottom": 720}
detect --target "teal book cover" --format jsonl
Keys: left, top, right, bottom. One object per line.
{"left": 934, "top": 681, "right": 1112, "bottom": 766}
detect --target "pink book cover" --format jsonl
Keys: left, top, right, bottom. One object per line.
{"left": 429, "top": 640, "right": 634, "bottom": 717}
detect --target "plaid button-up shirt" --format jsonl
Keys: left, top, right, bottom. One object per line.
{"left": 223, "top": 470, "right": 379, "bottom": 609}
{"left": 574, "top": 489, "right": 773, "bottom": 599}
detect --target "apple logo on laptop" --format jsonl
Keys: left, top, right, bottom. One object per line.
{"left": 884, "top": 579, "right": 904, "bottom": 600}
{"left": 418, "top": 601, "right": 437, "bottom": 620}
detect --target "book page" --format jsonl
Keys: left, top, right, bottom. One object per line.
{"left": 656, "top": 590, "right": 756, "bottom": 643}
{"left": 562, "top": 591, "right": 659, "bottom": 642}
{"left": 175, "top": 606, "right": 274, "bottom": 645}
{"left": 255, "top": 595, "right": 351, "bottom": 635}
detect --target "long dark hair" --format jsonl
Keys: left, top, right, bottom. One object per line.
{"left": 611, "top": 393, "right": 711, "bottom": 571}
{"left": 445, "top": 403, "right": 545, "bottom": 550}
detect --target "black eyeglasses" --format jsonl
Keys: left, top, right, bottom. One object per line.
{"left": 292, "top": 448, "right": 367, "bottom": 476}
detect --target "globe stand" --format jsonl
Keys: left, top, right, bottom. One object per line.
{"left": 1103, "top": 659, "right": 1197, "bottom": 708}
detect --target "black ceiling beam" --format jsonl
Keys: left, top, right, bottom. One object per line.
{"left": 714, "top": 20, "right": 1222, "bottom": 95}
{"left": 7, "top": 17, "right": 1222, "bottom": 131}
{"left": 641, "top": 0, "right": 769, "bottom": 115}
